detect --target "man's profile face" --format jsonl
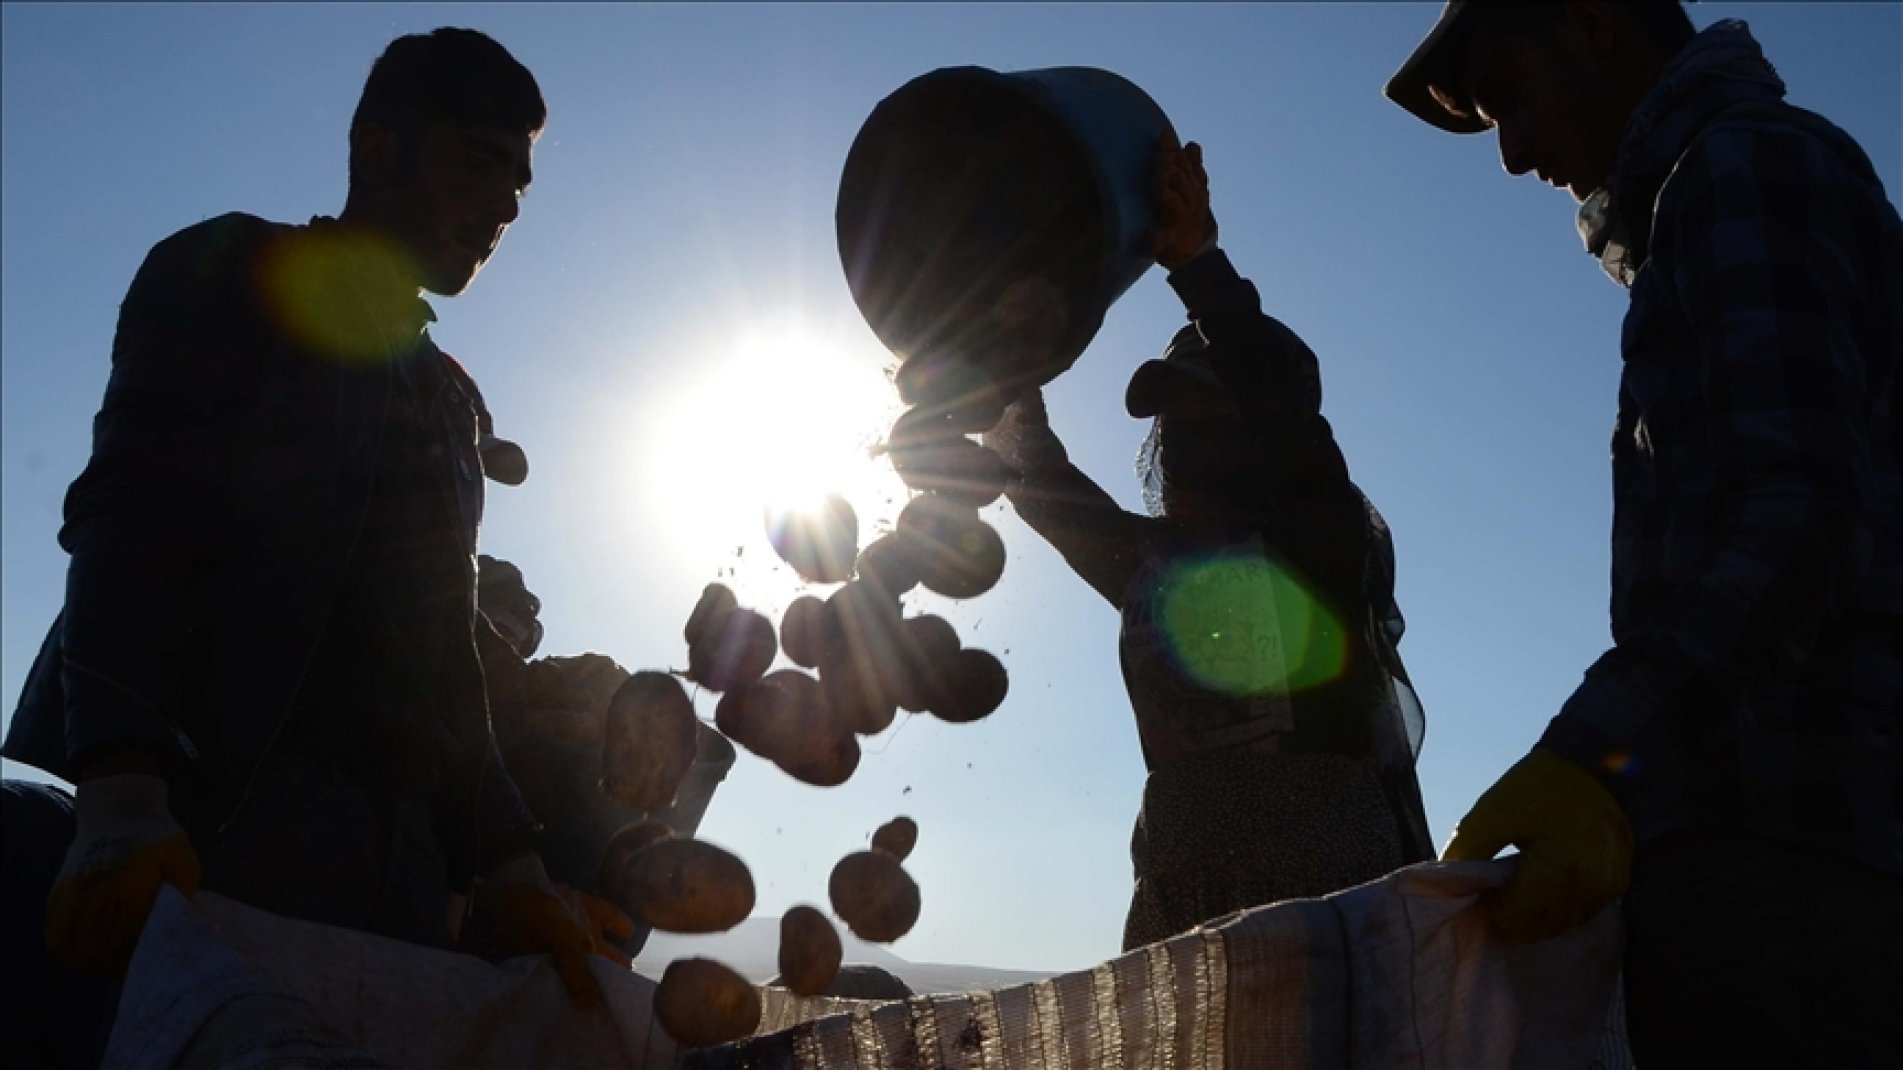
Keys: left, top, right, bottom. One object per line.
{"left": 395, "top": 122, "right": 535, "bottom": 296}
{"left": 1457, "top": 30, "right": 1629, "bottom": 203}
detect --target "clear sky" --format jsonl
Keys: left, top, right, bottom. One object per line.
{"left": 3, "top": 3, "right": 1898, "bottom": 975}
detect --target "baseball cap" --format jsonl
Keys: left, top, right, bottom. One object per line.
{"left": 1384, "top": 0, "right": 1491, "bottom": 134}
{"left": 1125, "top": 327, "right": 1226, "bottom": 420}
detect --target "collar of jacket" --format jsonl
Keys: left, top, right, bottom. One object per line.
{"left": 305, "top": 215, "right": 439, "bottom": 339}
{"left": 1575, "top": 19, "right": 1788, "bottom": 288}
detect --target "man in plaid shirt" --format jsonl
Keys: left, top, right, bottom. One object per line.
{"left": 1386, "top": 2, "right": 1901, "bottom": 1064}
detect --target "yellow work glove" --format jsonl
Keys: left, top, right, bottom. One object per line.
{"left": 46, "top": 773, "right": 201, "bottom": 977}
{"left": 1442, "top": 747, "right": 1634, "bottom": 943}
{"left": 478, "top": 855, "right": 625, "bottom": 1010}
{"left": 566, "top": 887, "right": 637, "bottom": 969}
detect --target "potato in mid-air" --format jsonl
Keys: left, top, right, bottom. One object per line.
{"left": 888, "top": 436, "right": 1011, "bottom": 508}
{"left": 777, "top": 905, "right": 843, "bottom": 997}
{"left": 620, "top": 838, "right": 756, "bottom": 934}
{"left": 897, "top": 494, "right": 1006, "bottom": 599}
{"left": 654, "top": 957, "right": 762, "bottom": 1049}
{"left": 893, "top": 359, "right": 1005, "bottom": 433}
{"left": 719, "top": 670, "right": 829, "bottom": 759}
{"left": 891, "top": 614, "right": 960, "bottom": 713}
{"left": 779, "top": 595, "right": 829, "bottom": 669}
{"left": 596, "top": 820, "right": 674, "bottom": 904}
{"left": 817, "top": 581, "right": 906, "bottom": 733}
{"left": 828, "top": 849, "right": 921, "bottom": 943}
{"left": 927, "top": 648, "right": 1009, "bottom": 724}
{"left": 601, "top": 672, "right": 699, "bottom": 811}
{"left": 765, "top": 493, "right": 859, "bottom": 584}
{"left": 853, "top": 534, "right": 923, "bottom": 603}
{"left": 870, "top": 816, "right": 918, "bottom": 862}
{"left": 777, "top": 728, "right": 862, "bottom": 788}
{"left": 819, "top": 647, "right": 899, "bottom": 736}
{"left": 683, "top": 582, "right": 738, "bottom": 648}
{"left": 687, "top": 608, "right": 777, "bottom": 693}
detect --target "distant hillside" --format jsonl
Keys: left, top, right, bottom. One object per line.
{"left": 635, "top": 917, "right": 1054, "bottom": 995}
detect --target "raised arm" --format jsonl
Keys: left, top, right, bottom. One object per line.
{"left": 983, "top": 389, "right": 1157, "bottom": 608}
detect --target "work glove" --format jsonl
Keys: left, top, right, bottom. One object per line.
{"left": 1153, "top": 135, "right": 1219, "bottom": 272}
{"left": 477, "top": 855, "right": 632, "bottom": 1009}
{"left": 46, "top": 773, "right": 201, "bottom": 977}
{"left": 556, "top": 883, "right": 637, "bottom": 968}
{"left": 1442, "top": 747, "right": 1633, "bottom": 942}
{"left": 982, "top": 389, "right": 1069, "bottom": 474}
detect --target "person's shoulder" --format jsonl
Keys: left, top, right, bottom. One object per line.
{"left": 146, "top": 211, "right": 288, "bottom": 265}
{"left": 133, "top": 212, "right": 299, "bottom": 302}
{"left": 1689, "top": 101, "right": 1884, "bottom": 193}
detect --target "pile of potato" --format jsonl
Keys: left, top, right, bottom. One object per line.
{"left": 594, "top": 389, "right": 1020, "bottom": 1049}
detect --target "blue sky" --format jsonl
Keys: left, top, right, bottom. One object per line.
{"left": 3, "top": 3, "right": 1897, "bottom": 974}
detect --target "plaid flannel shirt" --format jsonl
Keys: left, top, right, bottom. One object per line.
{"left": 1539, "top": 22, "right": 1903, "bottom": 873}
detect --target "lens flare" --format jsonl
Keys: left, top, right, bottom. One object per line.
{"left": 1152, "top": 552, "right": 1345, "bottom": 696}
{"left": 261, "top": 228, "right": 421, "bottom": 361}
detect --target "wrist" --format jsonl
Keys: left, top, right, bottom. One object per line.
{"left": 74, "top": 749, "right": 165, "bottom": 783}
{"left": 485, "top": 852, "right": 550, "bottom": 888}
{"left": 73, "top": 773, "right": 173, "bottom": 832}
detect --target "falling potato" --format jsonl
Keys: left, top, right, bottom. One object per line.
{"left": 688, "top": 607, "right": 777, "bottom": 693}
{"left": 713, "top": 681, "right": 765, "bottom": 752}
{"left": 777, "top": 905, "right": 844, "bottom": 997}
{"left": 820, "top": 647, "right": 899, "bottom": 736}
{"left": 829, "top": 849, "right": 921, "bottom": 943}
{"left": 777, "top": 729, "right": 862, "bottom": 788}
{"left": 893, "top": 356, "right": 1005, "bottom": 433}
{"left": 892, "top": 614, "right": 960, "bottom": 713}
{"left": 719, "top": 670, "right": 835, "bottom": 763}
{"left": 684, "top": 582, "right": 738, "bottom": 648}
{"left": 927, "top": 648, "right": 1009, "bottom": 724}
{"left": 887, "top": 406, "right": 966, "bottom": 451}
{"left": 655, "top": 957, "right": 762, "bottom": 1049}
{"left": 888, "top": 437, "right": 1011, "bottom": 509}
{"left": 818, "top": 581, "right": 905, "bottom": 734}
{"left": 622, "top": 838, "right": 756, "bottom": 934}
{"left": 897, "top": 494, "right": 1006, "bottom": 599}
{"left": 823, "top": 578, "right": 904, "bottom": 654}
{"left": 854, "top": 534, "right": 923, "bottom": 603}
{"left": 596, "top": 820, "right": 674, "bottom": 904}
{"left": 601, "top": 672, "right": 699, "bottom": 811}
{"left": 779, "top": 595, "right": 828, "bottom": 669}
{"left": 765, "top": 494, "right": 859, "bottom": 584}
{"left": 871, "top": 816, "right": 918, "bottom": 862}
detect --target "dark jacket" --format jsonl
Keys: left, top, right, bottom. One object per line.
{"left": 3, "top": 213, "right": 537, "bottom": 880}
{"left": 1540, "top": 22, "right": 1903, "bottom": 874}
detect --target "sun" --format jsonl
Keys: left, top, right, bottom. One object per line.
{"left": 645, "top": 320, "right": 910, "bottom": 590}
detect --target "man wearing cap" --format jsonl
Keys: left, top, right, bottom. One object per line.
{"left": 3, "top": 28, "right": 619, "bottom": 1011}
{"left": 1385, "top": 2, "right": 1902, "bottom": 1062}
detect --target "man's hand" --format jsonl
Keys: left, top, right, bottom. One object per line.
{"left": 1442, "top": 747, "right": 1634, "bottom": 942}
{"left": 478, "top": 855, "right": 630, "bottom": 1009}
{"left": 1153, "top": 135, "right": 1218, "bottom": 272}
{"left": 46, "top": 773, "right": 201, "bottom": 977}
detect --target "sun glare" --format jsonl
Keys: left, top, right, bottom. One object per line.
{"left": 646, "top": 323, "right": 908, "bottom": 591}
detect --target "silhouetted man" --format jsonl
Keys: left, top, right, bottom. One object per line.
{"left": 4, "top": 28, "right": 615, "bottom": 1011}
{"left": 1386, "top": 3, "right": 1902, "bottom": 1064}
